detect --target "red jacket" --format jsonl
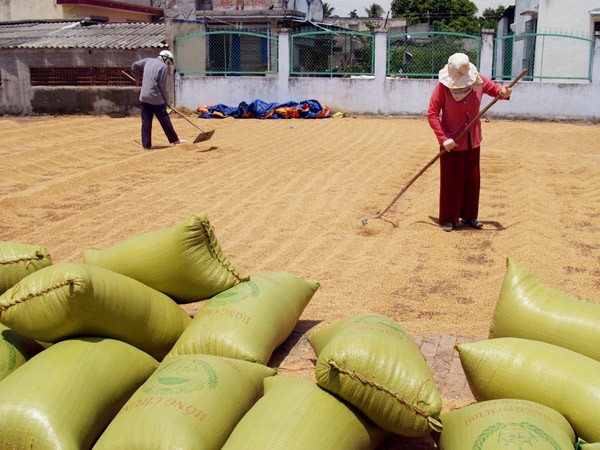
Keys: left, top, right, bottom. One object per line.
{"left": 427, "top": 74, "right": 504, "bottom": 151}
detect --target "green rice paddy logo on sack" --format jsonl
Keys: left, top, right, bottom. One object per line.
{"left": 142, "top": 359, "right": 218, "bottom": 395}
{"left": 206, "top": 280, "right": 260, "bottom": 307}
{"left": 473, "top": 422, "right": 563, "bottom": 450}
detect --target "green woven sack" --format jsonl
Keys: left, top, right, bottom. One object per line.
{"left": 0, "top": 263, "right": 191, "bottom": 360}
{"left": 0, "top": 337, "right": 158, "bottom": 450}
{"left": 308, "top": 313, "right": 442, "bottom": 437}
{"left": 94, "top": 354, "right": 276, "bottom": 449}
{"left": 0, "top": 322, "right": 45, "bottom": 382}
{"left": 0, "top": 241, "right": 52, "bottom": 295}
{"left": 436, "top": 399, "right": 575, "bottom": 450}
{"left": 82, "top": 213, "right": 244, "bottom": 303}
{"left": 166, "top": 272, "right": 319, "bottom": 364}
{"left": 457, "top": 337, "right": 600, "bottom": 443}
{"left": 490, "top": 257, "right": 600, "bottom": 361}
{"left": 222, "top": 376, "right": 390, "bottom": 450}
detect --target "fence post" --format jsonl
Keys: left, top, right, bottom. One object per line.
{"left": 374, "top": 30, "right": 388, "bottom": 83}
{"left": 278, "top": 29, "right": 290, "bottom": 101}
{"left": 480, "top": 29, "right": 494, "bottom": 78}
{"left": 593, "top": 34, "right": 600, "bottom": 85}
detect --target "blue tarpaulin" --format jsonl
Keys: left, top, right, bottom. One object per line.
{"left": 195, "top": 99, "right": 330, "bottom": 119}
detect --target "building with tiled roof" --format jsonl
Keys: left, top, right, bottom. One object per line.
{"left": 0, "top": 20, "right": 169, "bottom": 114}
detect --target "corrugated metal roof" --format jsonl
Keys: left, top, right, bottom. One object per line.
{"left": 0, "top": 21, "right": 167, "bottom": 49}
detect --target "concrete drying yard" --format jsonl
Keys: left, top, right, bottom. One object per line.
{"left": 1, "top": 114, "right": 598, "bottom": 447}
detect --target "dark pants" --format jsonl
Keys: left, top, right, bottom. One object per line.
{"left": 439, "top": 146, "right": 481, "bottom": 225}
{"left": 140, "top": 102, "right": 179, "bottom": 149}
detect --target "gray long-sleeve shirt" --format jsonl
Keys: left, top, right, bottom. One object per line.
{"left": 131, "top": 56, "right": 168, "bottom": 105}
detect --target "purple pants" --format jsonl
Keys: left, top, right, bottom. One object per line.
{"left": 438, "top": 146, "right": 481, "bottom": 225}
{"left": 140, "top": 102, "right": 179, "bottom": 149}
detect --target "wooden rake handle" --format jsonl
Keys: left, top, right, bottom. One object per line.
{"left": 121, "top": 70, "right": 136, "bottom": 83}
{"left": 167, "top": 103, "right": 211, "bottom": 134}
{"left": 374, "top": 68, "right": 528, "bottom": 220}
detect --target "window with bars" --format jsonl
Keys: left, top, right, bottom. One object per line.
{"left": 29, "top": 68, "right": 137, "bottom": 86}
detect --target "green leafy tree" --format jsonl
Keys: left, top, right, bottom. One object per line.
{"left": 323, "top": 2, "right": 335, "bottom": 18}
{"left": 364, "top": 3, "right": 385, "bottom": 18}
{"left": 478, "top": 6, "right": 506, "bottom": 30}
{"left": 349, "top": 9, "right": 358, "bottom": 18}
{"left": 434, "top": 15, "right": 481, "bottom": 35}
{"left": 391, "top": 0, "right": 478, "bottom": 34}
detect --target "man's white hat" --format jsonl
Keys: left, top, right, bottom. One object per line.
{"left": 438, "top": 53, "right": 479, "bottom": 90}
{"left": 159, "top": 49, "right": 174, "bottom": 64}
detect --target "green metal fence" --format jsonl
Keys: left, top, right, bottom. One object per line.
{"left": 173, "top": 28, "right": 595, "bottom": 83}
{"left": 290, "top": 30, "right": 375, "bottom": 77}
{"left": 494, "top": 33, "right": 594, "bottom": 82}
{"left": 175, "top": 30, "right": 278, "bottom": 75}
{"left": 387, "top": 32, "right": 481, "bottom": 78}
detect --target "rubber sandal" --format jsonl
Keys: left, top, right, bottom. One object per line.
{"left": 461, "top": 218, "right": 483, "bottom": 229}
{"left": 442, "top": 222, "right": 454, "bottom": 232}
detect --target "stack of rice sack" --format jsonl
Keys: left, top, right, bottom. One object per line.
{"left": 220, "top": 312, "right": 443, "bottom": 449}
{"left": 103, "top": 270, "right": 320, "bottom": 448}
{"left": 141, "top": 269, "right": 320, "bottom": 448}
{"left": 0, "top": 213, "right": 317, "bottom": 448}
{"left": 0, "top": 242, "right": 161, "bottom": 448}
{"left": 440, "top": 257, "right": 600, "bottom": 448}
{"left": 88, "top": 214, "right": 319, "bottom": 447}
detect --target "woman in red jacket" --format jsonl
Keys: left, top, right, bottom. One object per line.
{"left": 428, "top": 53, "right": 511, "bottom": 232}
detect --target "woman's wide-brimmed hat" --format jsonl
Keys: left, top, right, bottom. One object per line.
{"left": 438, "top": 53, "right": 479, "bottom": 90}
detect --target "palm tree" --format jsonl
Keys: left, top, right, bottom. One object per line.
{"left": 349, "top": 9, "right": 358, "bottom": 18}
{"left": 323, "top": 2, "right": 335, "bottom": 18}
{"left": 364, "top": 3, "right": 384, "bottom": 18}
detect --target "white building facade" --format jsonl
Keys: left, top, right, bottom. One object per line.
{"left": 497, "top": 0, "right": 599, "bottom": 82}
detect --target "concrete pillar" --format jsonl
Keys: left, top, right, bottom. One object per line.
{"left": 374, "top": 30, "right": 388, "bottom": 83}
{"left": 480, "top": 29, "right": 495, "bottom": 78}
{"left": 278, "top": 29, "right": 290, "bottom": 101}
{"left": 592, "top": 34, "right": 600, "bottom": 85}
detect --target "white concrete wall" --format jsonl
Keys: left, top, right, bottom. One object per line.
{"left": 174, "top": 30, "right": 600, "bottom": 121}
{"left": 538, "top": 0, "right": 595, "bottom": 35}
{"left": 0, "top": 0, "right": 155, "bottom": 22}
{"left": 511, "top": 0, "right": 595, "bottom": 82}
{"left": 533, "top": 0, "right": 596, "bottom": 82}
{"left": 0, "top": 0, "right": 61, "bottom": 21}
{"left": 60, "top": 6, "right": 154, "bottom": 22}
